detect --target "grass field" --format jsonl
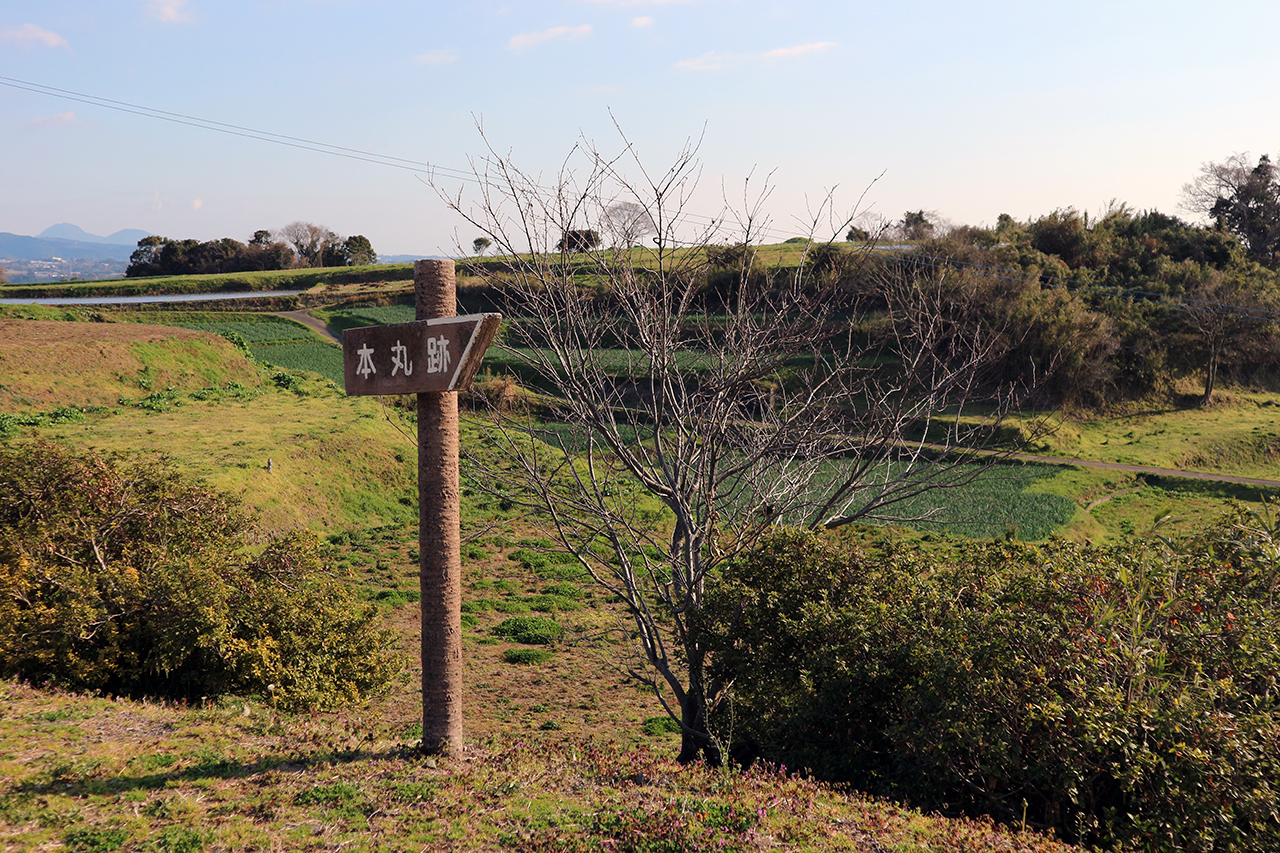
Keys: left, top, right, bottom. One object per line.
{"left": 0, "top": 263, "right": 415, "bottom": 299}
{"left": 12, "top": 299, "right": 1280, "bottom": 851}
{"left": 0, "top": 316, "right": 1082, "bottom": 851}
{"left": 161, "top": 315, "right": 348, "bottom": 385}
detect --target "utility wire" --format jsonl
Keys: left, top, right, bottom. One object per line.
{"left": 0, "top": 75, "right": 777, "bottom": 240}
{"left": 0, "top": 75, "right": 476, "bottom": 182}
{"left": 4, "top": 75, "right": 1275, "bottom": 323}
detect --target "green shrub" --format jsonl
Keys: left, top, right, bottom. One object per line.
{"left": 699, "top": 523, "right": 1280, "bottom": 852}
{"left": 461, "top": 598, "right": 499, "bottom": 613}
{"left": 503, "top": 648, "right": 553, "bottom": 665}
{"left": 641, "top": 716, "right": 681, "bottom": 737}
{"left": 508, "top": 547, "right": 584, "bottom": 580}
{"left": 0, "top": 441, "right": 399, "bottom": 710}
{"left": 524, "top": 594, "right": 580, "bottom": 612}
{"left": 150, "top": 827, "right": 206, "bottom": 853}
{"left": 63, "top": 826, "right": 129, "bottom": 852}
{"left": 541, "top": 581, "right": 584, "bottom": 599}
{"left": 493, "top": 599, "right": 531, "bottom": 615}
{"left": 492, "top": 616, "right": 562, "bottom": 645}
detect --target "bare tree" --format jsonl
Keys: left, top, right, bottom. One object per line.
{"left": 603, "top": 200, "right": 658, "bottom": 248}
{"left": 1181, "top": 153, "right": 1280, "bottom": 261}
{"left": 435, "top": 127, "right": 1049, "bottom": 764}
{"left": 1173, "top": 269, "right": 1279, "bottom": 407}
{"left": 276, "top": 221, "right": 336, "bottom": 267}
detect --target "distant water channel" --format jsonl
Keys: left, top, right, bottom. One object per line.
{"left": 0, "top": 290, "right": 304, "bottom": 305}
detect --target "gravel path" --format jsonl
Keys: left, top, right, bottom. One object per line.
{"left": 269, "top": 309, "right": 342, "bottom": 344}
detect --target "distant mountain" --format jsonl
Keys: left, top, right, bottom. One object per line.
{"left": 0, "top": 232, "right": 140, "bottom": 262}
{"left": 38, "top": 224, "right": 152, "bottom": 246}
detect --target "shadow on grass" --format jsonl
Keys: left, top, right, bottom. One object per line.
{"left": 1139, "top": 472, "right": 1280, "bottom": 502}
{"left": 14, "top": 744, "right": 422, "bottom": 798}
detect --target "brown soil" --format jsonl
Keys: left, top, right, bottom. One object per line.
{"left": 0, "top": 319, "right": 257, "bottom": 411}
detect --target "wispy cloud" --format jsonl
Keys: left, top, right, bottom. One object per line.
{"left": 1, "top": 23, "right": 69, "bottom": 48}
{"left": 631, "top": 16, "right": 654, "bottom": 28}
{"left": 508, "top": 24, "right": 593, "bottom": 51}
{"left": 763, "top": 42, "right": 836, "bottom": 59}
{"left": 146, "top": 0, "right": 191, "bottom": 23}
{"left": 676, "top": 42, "right": 837, "bottom": 72}
{"left": 674, "top": 51, "right": 728, "bottom": 72}
{"left": 29, "top": 111, "right": 76, "bottom": 127}
{"left": 415, "top": 50, "right": 457, "bottom": 65}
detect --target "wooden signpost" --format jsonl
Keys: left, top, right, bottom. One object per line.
{"left": 343, "top": 259, "right": 500, "bottom": 755}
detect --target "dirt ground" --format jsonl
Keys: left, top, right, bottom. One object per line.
{"left": 0, "top": 319, "right": 255, "bottom": 411}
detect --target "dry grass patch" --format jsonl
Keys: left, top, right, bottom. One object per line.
{"left": 0, "top": 319, "right": 261, "bottom": 412}
{"left": 0, "top": 680, "right": 1079, "bottom": 853}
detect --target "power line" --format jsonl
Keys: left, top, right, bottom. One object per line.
{"left": 4, "top": 76, "right": 1274, "bottom": 322}
{"left": 0, "top": 75, "right": 477, "bottom": 182}
{"left": 0, "top": 75, "right": 779, "bottom": 240}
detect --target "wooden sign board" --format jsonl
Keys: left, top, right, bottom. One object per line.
{"left": 343, "top": 313, "right": 501, "bottom": 396}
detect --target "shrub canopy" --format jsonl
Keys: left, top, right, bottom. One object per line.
{"left": 699, "top": 522, "right": 1280, "bottom": 852}
{"left": 0, "top": 441, "right": 398, "bottom": 710}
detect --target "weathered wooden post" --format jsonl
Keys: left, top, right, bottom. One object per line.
{"left": 415, "top": 259, "right": 462, "bottom": 754}
{"left": 342, "top": 258, "right": 500, "bottom": 756}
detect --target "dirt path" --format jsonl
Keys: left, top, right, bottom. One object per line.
{"left": 270, "top": 309, "right": 341, "bottom": 344}
{"left": 1006, "top": 450, "right": 1280, "bottom": 489}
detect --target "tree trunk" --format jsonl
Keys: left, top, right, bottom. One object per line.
{"left": 675, "top": 648, "right": 722, "bottom": 765}
{"left": 1201, "top": 344, "right": 1220, "bottom": 408}
{"left": 676, "top": 690, "right": 721, "bottom": 765}
{"left": 416, "top": 259, "right": 464, "bottom": 755}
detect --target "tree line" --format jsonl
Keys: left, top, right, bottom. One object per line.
{"left": 125, "top": 221, "right": 377, "bottom": 278}
{"left": 795, "top": 153, "right": 1280, "bottom": 411}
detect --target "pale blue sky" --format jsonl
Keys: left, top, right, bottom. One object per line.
{"left": 2, "top": 0, "right": 1278, "bottom": 256}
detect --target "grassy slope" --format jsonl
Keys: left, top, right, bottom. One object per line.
{"left": 0, "top": 316, "right": 1082, "bottom": 852}
{"left": 0, "top": 681, "right": 1075, "bottom": 853}
{"left": 0, "top": 319, "right": 262, "bottom": 413}
{"left": 1013, "top": 387, "right": 1280, "bottom": 541}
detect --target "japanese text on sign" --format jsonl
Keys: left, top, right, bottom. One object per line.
{"left": 342, "top": 313, "right": 501, "bottom": 397}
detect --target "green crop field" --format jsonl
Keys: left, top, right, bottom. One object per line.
{"left": 139, "top": 315, "right": 346, "bottom": 384}
{"left": 341, "top": 304, "right": 416, "bottom": 325}
{"left": 871, "top": 461, "right": 1077, "bottom": 540}
{"left": 173, "top": 319, "right": 316, "bottom": 343}
{"left": 249, "top": 339, "right": 345, "bottom": 384}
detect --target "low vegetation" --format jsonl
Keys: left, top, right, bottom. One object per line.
{"left": 8, "top": 203, "right": 1280, "bottom": 848}
{"left": 0, "top": 442, "right": 399, "bottom": 710}
{"left": 702, "top": 519, "right": 1280, "bottom": 851}
{"left": 0, "top": 681, "right": 1078, "bottom": 852}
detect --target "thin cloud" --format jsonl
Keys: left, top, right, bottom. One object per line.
{"left": 508, "top": 24, "right": 593, "bottom": 51}
{"left": 1, "top": 23, "right": 69, "bottom": 48}
{"left": 582, "top": 0, "right": 692, "bottom": 5}
{"left": 677, "top": 42, "right": 836, "bottom": 72}
{"left": 674, "top": 51, "right": 728, "bottom": 72}
{"left": 29, "top": 112, "right": 76, "bottom": 127}
{"left": 631, "top": 16, "right": 654, "bottom": 28}
{"left": 146, "top": 0, "right": 191, "bottom": 23}
{"left": 763, "top": 42, "right": 837, "bottom": 58}
{"left": 416, "top": 50, "right": 457, "bottom": 65}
